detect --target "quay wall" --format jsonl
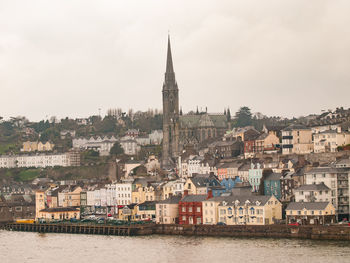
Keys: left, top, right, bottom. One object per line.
{"left": 1, "top": 223, "right": 349, "bottom": 241}
{"left": 151, "top": 224, "right": 350, "bottom": 241}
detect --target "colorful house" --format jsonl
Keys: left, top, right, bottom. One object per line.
{"left": 220, "top": 176, "right": 242, "bottom": 192}
{"left": 178, "top": 190, "right": 212, "bottom": 225}
{"left": 217, "top": 195, "right": 282, "bottom": 225}
{"left": 263, "top": 173, "right": 282, "bottom": 200}
{"left": 248, "top": 163, "right": 263, "bottom": 192}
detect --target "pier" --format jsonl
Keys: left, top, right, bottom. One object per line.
{"left": 0, "top": 222, "right": 153, "bottom": 236}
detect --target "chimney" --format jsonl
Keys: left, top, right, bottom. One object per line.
{"left": 206, "top": 189, "right": 213, "bottom": 199}
{"left": 183, "top": 190, "right": 189, "bottom": 197}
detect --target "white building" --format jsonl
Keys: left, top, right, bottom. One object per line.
{"left": 149, "top": 130, "right": 163, "bottom": 145}
{"left": 72, "top": 136, "right": 118, "bottom": 156}
{"left": 119, "top": 138, "right": 141, "bottom": 156}
{"left": 115, "top": 183, "right": 132, "bottom": 205}
{"left": 313, "top": 129, "right": 350, "bottom": 153}
{"left": 294, "top": 183, "right": 331, "bottom": 202}
{"left": 0, "top": 153, "right": 72, "bottom": 168}
{"left": 179, "top": 155, "right": 216, "bottom": 178}
{"left": 304, "top": 167, "right": 350, "bottom": 218}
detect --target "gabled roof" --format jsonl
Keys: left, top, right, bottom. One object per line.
{"left": 215, "top": 195, "right": 273, "bottom": 206}
{"left": 286, "top": 202, "right": 331, "bottom": 210}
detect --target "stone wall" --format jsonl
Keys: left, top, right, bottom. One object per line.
{"left": 151, "top": 224, "right": 350, "bottom": 241}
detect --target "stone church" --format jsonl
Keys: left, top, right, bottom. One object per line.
{"left": 162, "top": 36, "right": 229, "bottom": 167}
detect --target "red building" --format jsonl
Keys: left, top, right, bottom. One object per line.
{"left": 178, "top": 190, "right": 212, "bottom": 225}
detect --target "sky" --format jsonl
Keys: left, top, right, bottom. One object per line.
{"left": 0, "top": 0, "right": 350, "bottom": 121}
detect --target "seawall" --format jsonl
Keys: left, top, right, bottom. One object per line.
{"left": 151, "top": 224, "right": 350, "bottom": 241}
{"left": 1, "top": 223, "right": 350, "bottom": 241}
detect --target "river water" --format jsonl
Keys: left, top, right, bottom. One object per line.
{"left": 0, "top": 230, "right": 349, "bottom": 263}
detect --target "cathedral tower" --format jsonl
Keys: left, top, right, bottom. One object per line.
{"left": 162, "top": 35, "right": 179, "bottom": 167}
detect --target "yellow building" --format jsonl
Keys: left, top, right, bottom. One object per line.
{"left": 286, "top": 202, "right": 336, "bottom": 225}
{"left": 210, "top": 195, "right": 282, "bottom": 225}
{"left": 22, "top": 141, "right": 54, "bottom": 152}
{"left": 117, "top": 204, "right": 138, "bottom": 221}
{"left": 22, "top": 141, "right": 38, "bottom": 152}
{"left": 37, "top": 207, "right": 80, "bottom": 221}
{"left": 37, "top": 142, "right": 55, "bottom": 151}
{"left": 35, "top": 190, "right": 46, "bottom": 219}
{"left": 58, "top": 186, "right": 82, "bottom": 207}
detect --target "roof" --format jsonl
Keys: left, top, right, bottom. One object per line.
{"left": 212, "top": 195, "right": 272, "bottom": 206}
{"left": 286, "top": 202, "right": 331, "bottom": 210}
{"left": 294, "top": 183, "right": 330, "bottom": 191}
{"left": 265, "top": 173, "right": 282, "bottom": 181}
{"left": 40, "top": 207, "right": 79, "bottom": 212}
{"left": 256, "top": 133, "right": 269, "bottom": 140}
{"left": 305, "top": 167, "right": 350, "bottom": 174}
{"left": 283, "top": 124, "right": 309, "bottom": 131}
{"left": 158, "top": 196, "right": 182, "bottom": 204}
{"left": 189, "top": 175, "right": 219, "bottom": 188}
{"left": 181, "top": 195, "right": 208, "bottom": 202}
{"left": 179, "top": 114, "right": 227, "bottom": 129}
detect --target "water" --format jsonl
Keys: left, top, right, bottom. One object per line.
{"left": 1, "top": 230, "right": 350, "bottom": 263}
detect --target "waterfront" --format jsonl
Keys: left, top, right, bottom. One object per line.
{"left": 1, "top": 230, "right": 350, "bottom": 263}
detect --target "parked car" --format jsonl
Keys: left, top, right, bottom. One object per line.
{"left": 288, "top": 222, "right": 300, "bottom": 226}
{"left": 217, "top": 222, "right": 226, "bottom": 226}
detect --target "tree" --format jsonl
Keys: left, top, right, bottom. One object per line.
{"left": 110, "top": 142, "right": 124, "bottom": 156}
{"left": 234, "top": 106, "right": 252, "bottom": 127}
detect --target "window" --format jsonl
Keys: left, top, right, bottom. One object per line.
{"left": 182, "top": 216, "right": 186, "bottom": 221}
{"left": 298, "top": 211, "right": 301, "bottom": 215}
{"left": 182, "top": 207, "right": 185, "bottom": 212}
{"left": 196, "top": 207, "right": 201, "bottom": 213}
{"left": 188, "top": 207, "right": 192, "bottom": 212}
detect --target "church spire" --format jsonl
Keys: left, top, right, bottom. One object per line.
{"left": 166, "top": 34, "right": 174, "bottom": 73}
{"left": 164, "top": 34, "right": 176, "bottom": 84}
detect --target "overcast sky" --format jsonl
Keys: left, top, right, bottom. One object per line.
{"left": 1, "top": 0, "right": 349, "bottom": 121}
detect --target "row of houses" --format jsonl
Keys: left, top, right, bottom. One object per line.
{"left": 222, "top": 124, "right": 350, "bottom": 157}
{"left": 72, "top": 130, "right": 163, "bottom": 156}
{"left": 21, "top": 141, "right": 55, "bottom": 152}
{"left": 0, "top": 150, "right": 80, "bottom": 168}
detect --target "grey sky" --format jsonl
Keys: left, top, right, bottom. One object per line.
{"left": 1, "top": 0, "right": 349, "bottom": 121}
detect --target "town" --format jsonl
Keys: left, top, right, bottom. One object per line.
{"left": 1, "top": 37, "right": 350, "bottom": 230}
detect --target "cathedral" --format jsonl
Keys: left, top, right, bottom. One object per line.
{"left": 162, "top": 36, "right": 229, "bottom": 167}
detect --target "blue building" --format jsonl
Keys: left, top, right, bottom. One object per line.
{"left": 220, "top": 176, "right": 242, "bottom": 192}
{"left": 264, "top": 173, "right": 282, "bottom": 200}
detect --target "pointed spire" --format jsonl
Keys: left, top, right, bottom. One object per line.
{"left": 166, "top": 34, "right": 174, "bottom": 74}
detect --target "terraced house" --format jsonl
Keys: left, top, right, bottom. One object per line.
{"left": 217, "top": 195, "right": 282, "bottom": 225}
{"left": 286, "top": 202, "right": 336, "bottom": 225}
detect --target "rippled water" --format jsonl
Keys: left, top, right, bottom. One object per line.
{"left": 1, "top": 230, "right": 350, "bottom": 263}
